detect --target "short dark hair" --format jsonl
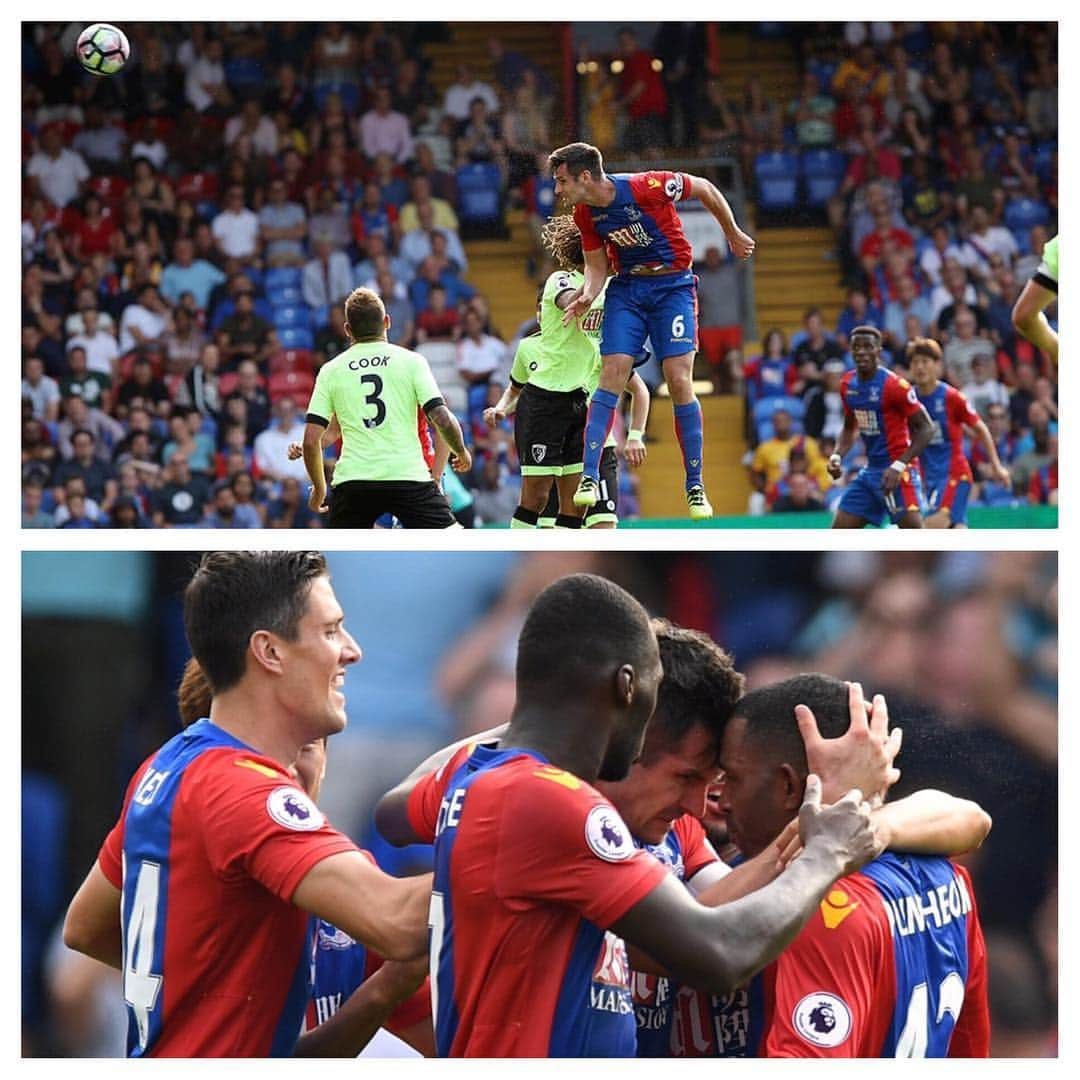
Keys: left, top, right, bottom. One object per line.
{"left": 548, "top": 141, "right": 603, "bottom": 179}
{"left": 732, "top": 673, "right": 849, "bottom": 776}
{"left": 183, "top": 551, "right": 329, "bottom": 694}
{"left": 345, "top": 287, "right": 386, "bottom": 340}
{"left": 516, "top": 573, "right": 655, "bottom": 700}
{"left": 642, "top": 619, "right": 745, "bottom": 764}
{"left": 850, "top": 325, "right": 883, "bottom": 343}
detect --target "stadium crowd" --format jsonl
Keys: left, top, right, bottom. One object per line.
{"left": 21, "top": 21, "right": 564, "bottom": 528}
{"left": 729, "top": 22, "right": 1057, "bottom": 517}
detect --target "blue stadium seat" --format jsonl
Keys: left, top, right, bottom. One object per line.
{"left": 272, "top": 305, "right": 312, "bottom": 330}
{"left": 278, "top": 326, "right": 315, "bottom": 351}
{"left": 267, "top": 285, "right": 304, "bottom": 307}
{"left": 753, "top": 395, "right": 805, "bottom": 444}
{"left": 1004, "top": 197, "right": 1051, "bottom": 233}
{"left": 456, "top": 163, "right": 503, "bottom": 224}
{"left": 312, "top": 82, "right": 360, "bottom": 113}
{"left": 754, "top": 152, "right": 799, "bottom": 212}
{"left": 309, "top": 304, "right": 330, "bottom": 329}
{"left": 210, "top": 297, "right": 274, "bottom": 332}
{"left": 265, "top": 266, "right": 303, "bottom": 292}
{"left": 1034, "top": 142, "right": 1056, "bottom": 183}
{"left": 800, "top": 149, "right": 847, "bottom": 207}
{"left": 224, "top": 58, "right": 266, "bottom": 96}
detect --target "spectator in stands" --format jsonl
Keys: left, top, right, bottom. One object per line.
{"left": 616, "top": 27, "right": 669, "bottom": 156}
{"left": 118, "top": 284, "right": 172, "bottom": 355}
{"left": 266, "top": 475, "right": 321, "bottom": 528}
{"left": 954, "top": 145, "right": 1004, "bottom": 218}
{"left": 375, "top": 269, "right": 416, "bottom": 347}
{"left": 52, "top": 429, "right": 117, "bottom": 515}
{"left": 202, "top": 478, "right": 261, "bottom": 528}
{"left": 744, "top": 329, "right": 794, "bottom": 408}
{"left": 211, "top": 185, "right": 260, "bottom": 263}
{"left": 961, "top": 352, "right": 1011, "bottom": 421}
{"left": 56, "top": 394, "right": 123, "bottom": 461}
{"left": 456, "top": 96, "right": 506, "bottom": 170}
{"left": 22, "top": 357, "right": 60, "bottom": 423}
{"left": 943, "top": 307, "right": 997, "bottom": 387}
{"left": 184, "top": 35, "right": 232, "bottom": 114}
{"left": 253, "top": 396, "right": 309, "bottom": 485}
{"left": 306, "top": 185, "right": 353, "bottom": 253}
{"left": 152, "top": 452, "right": 210, "bottom": 527}
{"left": 360, "top": 86, "right": 414, "bottom": 164}
{"left": 65, "top": 306, "right": 120, "bottom": 380}
{"left": 698, "top": 78, "right": 740, "bottom": 155}
{"left": 696, "top": 244, "right": 747, "bottom": 351}
{"left": 310, "top": 22, "right": 362, "bottom": 85}
{"left": 772, "top": 469, "right": 827, "bottom": 513}
{"left": 792, "top": 308, "right": 844, "bottom": 395}
{"left": 160, "top": 237, "right": 227, "bottom": 313}
{"left": 409, "top": 254, "right": 476, "bottom": 314}
{"left": 931, "top": 261, "right": 983, "bottom": 334}
{"left": 60, "top": 345, "right": 112, "bottom": 413}
{"left": 258, "top": 177, "right": 307, "bottom": 267}
{"left": 788, "top": 70, "right": 837, "bottom": 147}
{"left": 71, "top": 104, "right": 127, "bottom": 172}
{"left": 415, "top": 282, "right": 459, "bottom": 344}
{"left": 883, "top": 273, "right": 932, "bottom": 348}
{"left": 162, "top": 408, "right": 216, "bottom": 475}
{"left": 114, "top": 353, "right": 171, "bottom": 419}
{"left": 748, "top": 409, "right": 827, "bottom": 512}
{"left": 302, "top": 233, "right": 354, "bottom": 309}
{"left": 160, "top": 306, "right": 207, "bottom": 377}
{"left": 314, "top": 302, "right": 349, "bottom": 365}
{"left": 23, "top": 263, "right": 66, "bottom": 347}
{"left": 443, "top": 64, "right": 499, "bottom": 123}
{"left": 1027, "top": 434, "right": 1057, "bottom": 506}
{"left": 858, "top": 202, "right": 915, "bottom": 282}
{"left": 964, "top": 205, "right": 1019, "bottom": 276}
{"left": 352, "top": 180, "right": 400, "bottom": 253}
{"left": 400, "top": 201, "right": 469, "bottom": 273}
{"left": 26, "top": 125, "right": 90, "bottom": 210}
{"left": 22, "top": 479, "right": 53, "bottom": 529}
{"left": 1025, "top": 57, "right": 1057, "bottom": 142}
{"left": 457, "top": 306, "right": 506, "bottom": 396}
{"left": 902, "top": 155, "right": 955, "bottom": 235}
{"left": 54, "top": 482, "right": 103, "bottom": 529}
{"left": 130, "top": 157, "right": 176, "bottom": 234}
{"left": 803, "top": 359, "right": 848, "bottom": 442}
{"left": 229, "top": 469, "right": 265, "bottom": 523}
{"left": 215, "top": 290, "right": 279, "bottom": 372}
{"left": 836, "top": 286, "right": 883, "bottom": 338}
{"left": 227, "top": 358, "right": 271, "bottom": 441}
{"left": 224, "top": 100, "right": 278, "bottom": 157}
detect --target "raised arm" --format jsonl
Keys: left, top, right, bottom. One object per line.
{"left": 686, "top": 174, "right": 755, "bottom": 259}
{"left": 873, "top": 790, "right": 991, "bottom": 856}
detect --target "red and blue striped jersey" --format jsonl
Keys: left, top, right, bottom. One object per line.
{"left": 840, "top": 368, "right": 924, "bottom": 469}
{"left": 675, "top": 853, "right": 989, "bottom": 1058}
{"left": 407, "top": 743, "right": 668, "bottom": 1057}
{"left": 575, "top": 172, "right": 694, "bottom": 277}
{"left": 305, "top": 918, "right": 432, "bottom": 1037}
{"left": 97, "top": 719, "right": 357, "bottom": 1057}
{"left": 632, "top": 815, "right": 725, "bottom": 1056}
{"left": 917, "top": 382, "right": 978, "bottom": 483}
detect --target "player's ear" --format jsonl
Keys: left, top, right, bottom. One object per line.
{"left": 249, "top": 629, "right": 285, "bottom": 676}
{"left": 615, "top": 664, "right": 635, "bottom": 707}
{"left": 384, "top": 313, "right": 392, "bottom": 332}
{"left": 779, "top": 763, "right": 803, "bottom": 811}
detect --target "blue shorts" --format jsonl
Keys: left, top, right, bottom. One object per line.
{"left": 923, "top": 471, "right": 972, "bottom": 525}
{"left": 838, "top": 466, "right": 924, "bottom": 526}
{"left": 600, "top": 271, "right": 697, "bottom": 361}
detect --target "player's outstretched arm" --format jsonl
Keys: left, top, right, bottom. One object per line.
{"left": 828, "top": 412, "right": 859, "bottom": 479}
{"left": 302, "top": 420, "right": 331, "bottom": 513}
{"left": 970, "top": 417, "right": 1012, "bottom": 487}
{"left": 484, "top": 383, "right": 522, "bottom": 428}
{"left": 291, "top": 854, "right": 431, "bottom": 961}
{"left": 685, "top": 174, "right": 755, "bottom": 259}
{"left": 425, "top": 403, "right": 471, "bottom": 473}
{"left": 872, "top": 790, "right": 991, "bottom": 856}
{"left": 63, "top": 862, "right": 123, "bottom": 970}
{"left": 293, "top": 955, "right": 431, "bottom": 1057}
{"left": 374, "top": 723, "right": 509, "bottom": 845}
{"left": 612, "top": 778, "right": 883, "bottom": 996}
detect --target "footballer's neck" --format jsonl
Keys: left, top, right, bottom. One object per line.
{"left": 209, "top": 688, "right": 311, "bottom": 770}
{"left": 502, "top": 701, "right": 610, "bottom": 785}
{"left": 583, "top": 175, "right": 617, "bottom": 208}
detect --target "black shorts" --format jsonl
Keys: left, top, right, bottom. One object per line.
{"left": 328, "top": 480, "right": 458, "bottom": 529}
{"left": 515, "top": 384, "right": 588, "bottom": 477}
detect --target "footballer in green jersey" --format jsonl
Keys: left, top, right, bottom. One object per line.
{"left": 1012, "top": 233, "right": 1058, "bottom": 364}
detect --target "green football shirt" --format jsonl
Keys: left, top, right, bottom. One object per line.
{"left": 306, "top": 339, "right": 442, "bottom": 484}
{"left": 1038, "top": 234, "right": 1058, "bottom": 286}
{"left": 528, "top": 269, "right": 607, "bottom": 393}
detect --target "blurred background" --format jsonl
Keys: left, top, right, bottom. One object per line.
{"left": 22, "top": 21, "right": 1056, "bottom": 527}
{"left": 22, "top": 549, "right": 1057, "bottom": 1055}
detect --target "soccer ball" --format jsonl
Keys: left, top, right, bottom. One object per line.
{"left": 76, "top": 23, "right": 130, "bottom": 76}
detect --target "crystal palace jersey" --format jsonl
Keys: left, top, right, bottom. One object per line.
{"left": 840, "top": 367, "right": 923, "bottom": 469}
{"left": 575, "top": 172, "right": 694, "bottom": 277}
{"left": 305, "top": 918, "right": 432, "bottom": 1038}
{"left": 632, "top": 815, "right": 728, "bottom": 1057}
{"left": 406, "top": 743, "right": 668, "bottom": 1057}
{"left": 916, "top": 382, "right": 978, "bottom": 484}
{"left": 682, "top": 853, "right": 989, "bottom": 1058}
{"left": 97, "top": 718, "right": 358, "bottom": 1057}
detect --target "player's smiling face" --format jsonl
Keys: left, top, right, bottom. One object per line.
{"left": 599, "top": 722, "right": 719, "bottom": 845}
{"left": 278, "top": 576, "right": 361, "bottom": 739}
{"left": 851, "top": 333, "right": 880, "bottom": 378}
{"left": 717, "top": 715, "right": 793, "bottom": 860}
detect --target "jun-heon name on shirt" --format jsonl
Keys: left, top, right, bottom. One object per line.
{"left": 882, "top": 875, "right": 974, "bottom": 938}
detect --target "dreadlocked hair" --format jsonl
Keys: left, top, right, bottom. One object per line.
{"left": 541, "top": 214, "right": 584, "bottom": 271}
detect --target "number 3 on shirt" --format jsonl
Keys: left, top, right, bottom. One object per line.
{"left": 361, "top": 373, "right": 386, "bottom": 427}
{"left": 123, "top": 858, "right": 164, "bottom": 1050}
{"left": 895, "top": 972, "right": 965, "bottom": 1057}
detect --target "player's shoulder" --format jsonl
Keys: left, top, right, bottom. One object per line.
{"left": 671, "top": 812, "right": 708, "bottom": 849}
{"left": 799, "top": 870, "right": 891, "bottom": 949}
{"left": 544, "top": 267, "right": 581, "bottom": 298}
{"left": 188, "top": 744, "right": 294, "bottom": 786}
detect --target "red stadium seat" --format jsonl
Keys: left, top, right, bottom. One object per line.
{"left": 268, "top": 369, "right": 315, "bottom": 405}
{"left": 268, "top": 349, "right": 316, "bottom": 376}
{"left": 116, "top": 351, "right": 164, "bottom": 382}
{"left": 217, "top": 372, "right": 241, "bottom": 398}
{"left": 175, "top": 172, "right": 220, "bottom": 203}
{"left": 88, "top": 175, "right": 129, "bottom": 208}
